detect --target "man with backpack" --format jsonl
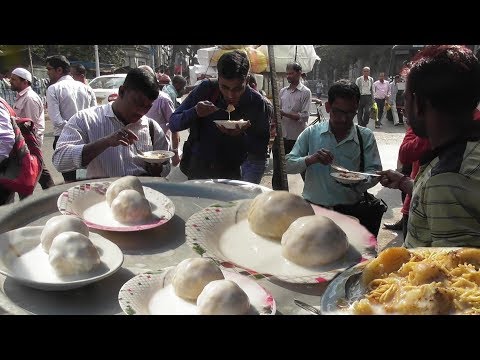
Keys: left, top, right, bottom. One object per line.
{"left": 0, "top": 99, "right": 16, "bottom": 205}
{"left": 169, "top": 50, "right": 270, "bottom": 180}
{"left": 0, "top": 96, "right": 43, "bottom": 205}
{"left": 10, "top": 68, "right": 55, "bottom": 190}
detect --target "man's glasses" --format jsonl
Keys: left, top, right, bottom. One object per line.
{"left": 331, "top": 107, "right": 357, "bottom": 119}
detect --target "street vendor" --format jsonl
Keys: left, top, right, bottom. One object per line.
{"left": 377, "top": 45, "right": 480, "bottom": 248}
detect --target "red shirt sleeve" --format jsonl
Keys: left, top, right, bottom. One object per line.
{"left": 398, "top": 127, "right": 431, "bottom": 165}
{"left": 474, "top": 108, "right": 480, "bottom": 121}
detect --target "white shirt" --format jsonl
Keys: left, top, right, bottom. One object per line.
{"left": 46, "top": 75, "right": 97, "bottom": 136}
{"left": 13, "top": 86, "right": 45, "bottom": 145}
{"left": 52, "top": 103, "right": 170, "bottom": 179}
{"left": 279, "top": 83, "right": 312, "bottom": 140}
{"left": 0, "top": 103, "right": 15, "bottom": 162}
{"left": 145, "top": 91, "right": 174, "bottom": 139}
{"left": 356, "top": 76, "right": 374, "bottom": 96}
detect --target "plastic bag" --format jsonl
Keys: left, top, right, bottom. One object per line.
{"left": 370, "top": 102, "right": 378, "bottom": 121}
{"left": 210, "top": 47, "right": 268, "bottom": 73}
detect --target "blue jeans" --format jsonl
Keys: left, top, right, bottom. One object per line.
{"left": 241, "top": 159, "right": 267, "bottom": 184}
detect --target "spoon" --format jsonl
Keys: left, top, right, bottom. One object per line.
{"left": 131, "top": 141, "right": 144, "bottom": 156}
{"left": 118, "top": 129, "right": 144, "bottom": 155}
{"left": 113, "top": 117, "right": 144, "bottom": 156}
{"left": 294, "top": 299, "right": 322, "bottom": 315}
{"left": 331, "top": 164, "right": 381, "bottom": 177}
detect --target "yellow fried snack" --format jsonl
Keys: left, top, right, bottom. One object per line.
{"left": 350, "top": 247, "right": 480, "bottom": 314}
{"left": 361, "top": 247, "right": 412, "bottom": 285}
{"left": 226, "top": 104, "right": 235, "bottom": 113}
{"left": 450, "top": 248, "right": 480, "bottom": 269}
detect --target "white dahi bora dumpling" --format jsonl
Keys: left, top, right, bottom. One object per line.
{"left": 106, "top": 175, "right": 145, "bottom": 206}
{"left": 197, "top": 279, "right": 250, "bottom": 315}
{"left": 40, "top": 215, "right": 89, "bottom": 253}
{"left": 248, "top": 191, "right": 315, "bottom": 239}
{"left": 111, "top": 189, "right": 152, "bottom": 224}
{"left": 172, "top": 258, "right": 225, "bottom": 300}
{"left": 48, "top": 231, "right": 101, "bottom": 276}
{"left": 281, "top": 215, "right": 349, "bottom": 267}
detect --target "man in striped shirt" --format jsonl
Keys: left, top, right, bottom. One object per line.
{"left": 52, "top": 68, "right": 170, "bottom": 180}
{"left": 378, "top": 45, "right": 480, "bottom": 248}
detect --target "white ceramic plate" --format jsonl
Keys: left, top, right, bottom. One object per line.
{"left": 137, "top": 150, "right": 175, "bottom": 164}
{"left": 185, "top": 200, "right": 377, "bottom": 284}
{"left": 330, "top": 172, "right": 366, "bottom": 184}
{"left": 321, "top": 247, "right": 462, "bottom": 315}
{"left": 118, "top": 266, "right": 276, "bottom": 315}
{"left": 57, "top": 182, "right": 175, "bottom": 232}
{"left": 213, "top": 120, "right": 249, "bottom": 130}
{"left": 0, "top": 226, "right": 124, "bottom": 291}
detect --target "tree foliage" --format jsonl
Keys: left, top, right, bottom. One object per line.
{"left": 6, "top": 45, "right": 127, "bottom": 66}
{"left": 315, "top": 45, "right": 393, "bottom": 84}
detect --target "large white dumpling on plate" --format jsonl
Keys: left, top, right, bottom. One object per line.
{"left": 281, "top": 215, "right": 349, "bottom": 267}
{"left": 111, "top": 189, "right": 152, "bottom": 224}
{"left": 106, "top": 176, "right": 145, "bottom": 206}
{"left": 172, "top": 258, "right": 225, "bottom": 300}
{"left": 40, "top": 215, "right": 89, "bottom": 253}
{"left": 197, "top": 279, "right": 250, "bottom": 315}
{"left": 49, "top": 231, "right": 101, "bottom": 276}
{"left": 248, "top": 191, "right": 315, "bottom": 239}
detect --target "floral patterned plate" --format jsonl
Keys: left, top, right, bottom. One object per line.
{"left": 57, "top": 181, "right": 175, "bottom": 232}
{"left": 185, "top": 200, "right": 377, "bottom": 284}
{"left": 118, "top": 266, "right": 276, "bottom": 315}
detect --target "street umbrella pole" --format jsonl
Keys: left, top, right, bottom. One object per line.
{"left": 268, "top": 45, "right": 289, "bottom": 191}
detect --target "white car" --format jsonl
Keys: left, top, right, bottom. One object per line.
{"left": 89, "top": 74, "right": 127, "bottom": 105}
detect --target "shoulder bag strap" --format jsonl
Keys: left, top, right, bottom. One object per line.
{"left": 356, "top": 125, "right": 365, "bottom": 172}
{"left": 148, "top": 118, "right": 154, "bottom": 146}
{"left": 356, "top": 125, "right": 369, "bottom": 201}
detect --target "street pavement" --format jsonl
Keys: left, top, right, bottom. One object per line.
{"left": 32, "top": 104, "right": 406, "bottom": 251}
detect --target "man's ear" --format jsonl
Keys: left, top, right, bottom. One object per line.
{"left": 413, "top": 92, "right": 426, "bottom": 116}
{"left": 325, "top": 101, "right": 331, "bottom": 114}
{"left": 118, "top": 85, "right": 125, "bottom": 98}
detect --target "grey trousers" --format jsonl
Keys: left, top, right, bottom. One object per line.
{"left": 357, "top": 95, "right": 372, "bottom": 126}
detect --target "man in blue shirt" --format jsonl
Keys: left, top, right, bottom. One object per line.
{"left": 286, "top": 79, "right": 382, "bottom": 219}
{"left": 169, "top": 50, "right": 270, "bottom": 180}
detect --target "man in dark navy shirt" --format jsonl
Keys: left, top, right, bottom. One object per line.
{"left": 169, "top": 50, "right": 270, "bottom": 180}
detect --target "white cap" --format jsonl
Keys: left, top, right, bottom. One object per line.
{"left": 12, "top": 68, "right": 32, "bottom": 83}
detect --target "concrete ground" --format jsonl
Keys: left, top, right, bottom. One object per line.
{"left": 31, "top": 105, "right": 406, "bottom": 252}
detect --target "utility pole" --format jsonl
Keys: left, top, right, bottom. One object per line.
{"left": 268, "top": 45, "right": 289, "bottom": 191}
{"left": 28, "top": 45, "right": 34, "bottom": 77}
{"left": 94, "top": 45, "right": 100, "bottom": 77}
{"left": 151, "top": 45, "right": 155, "bottom": 69}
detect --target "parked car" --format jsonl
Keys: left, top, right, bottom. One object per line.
{"left": 89, "top": 74, "right": 127, "bottom": 105}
